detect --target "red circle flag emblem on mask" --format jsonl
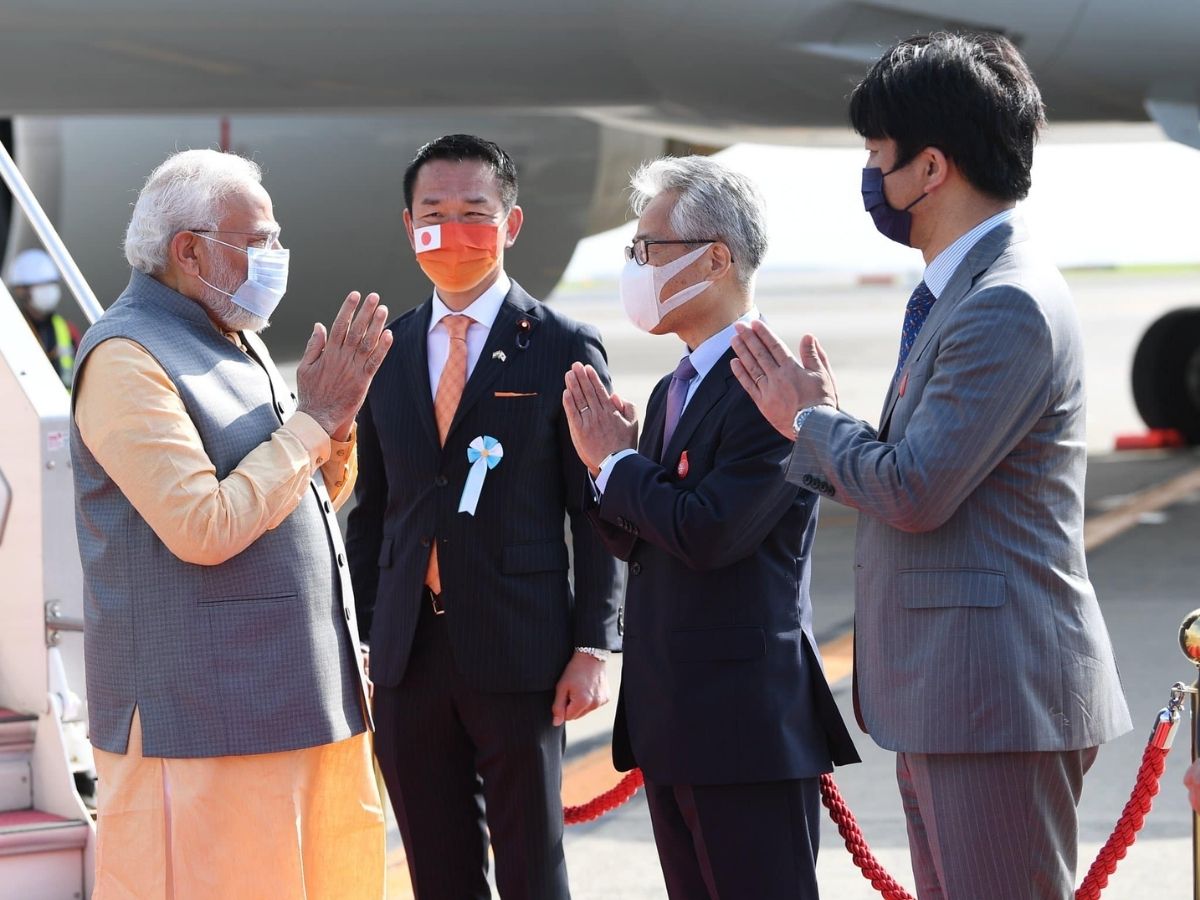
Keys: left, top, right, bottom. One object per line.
{"left": 421, "top": 232, "right": 432, "bottom": 246}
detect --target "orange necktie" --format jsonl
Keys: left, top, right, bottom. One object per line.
{"left": 426, "top": 314, "right": 473, "bottom": 595}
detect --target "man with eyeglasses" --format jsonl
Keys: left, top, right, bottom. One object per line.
{"left": 562, "top": 155, "right": 858, "bottom": 899}
{"left": 71, "top": 148, "right": 388, "bottom": 898}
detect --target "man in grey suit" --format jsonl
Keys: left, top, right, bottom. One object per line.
{"left": 731, "top": 33, "right": 1132, "bottom": 899}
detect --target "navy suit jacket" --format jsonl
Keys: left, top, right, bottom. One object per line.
{"left": 589, "top": 347, "right": 859, "bottom": 785}
{"left": 347, "top": 281, "right": 621, "bottom": 691}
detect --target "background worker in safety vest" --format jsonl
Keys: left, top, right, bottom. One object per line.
{"left": 5, "top": 247, "right": 81, "bottom": 390}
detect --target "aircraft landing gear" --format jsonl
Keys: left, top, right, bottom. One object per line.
{"left": 1132, "top": 307, "right": 1200, "bottom": 445}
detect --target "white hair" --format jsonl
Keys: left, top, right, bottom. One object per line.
{"left": 124, "top": 149, "right": 263, "bottom": 275}
{"left": 630, "top": 156, "right": 768, "bottom": 286}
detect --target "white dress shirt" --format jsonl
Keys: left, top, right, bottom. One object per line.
{"left": 596, "top": 307, "right": 760, "bottom": 492}
{"left": 426, "top": 271, "right": 512, "bottom": 397}
{"left": 923, "top": 208, "right": 1014, "bottom": 299}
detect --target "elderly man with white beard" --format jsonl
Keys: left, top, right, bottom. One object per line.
{"left": 71, "top": 149, "right": 390, "bottom": 899}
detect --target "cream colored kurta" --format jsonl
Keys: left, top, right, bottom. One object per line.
{"left": 77, "top": 334, "right": 384, "bottom": 900}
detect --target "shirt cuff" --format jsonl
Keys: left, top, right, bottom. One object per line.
{"left": 284, "top": 411, "right": 333, "bottom": 468}
{"left": 594, "top": 449, "right": 637, "bottom": 494}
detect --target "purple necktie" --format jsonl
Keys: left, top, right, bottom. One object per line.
{"left": 661, "top": 355, "right": 698, "bottom": 459}
{"left": 894, "top": 280, "right": 936, "bottom": 383}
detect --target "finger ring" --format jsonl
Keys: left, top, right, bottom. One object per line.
{"left": 579, "top": 405, "right": 590, "bottom": 413}
{"left": 754, "top": 374, "right": 766, "bottom": 384}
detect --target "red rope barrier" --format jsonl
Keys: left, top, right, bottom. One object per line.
{"left": 819, "top": 773, "right": 916, "bottom": 900}
{"left": 564, "top": 693, "right": 1179, "bottom": 900}
{"left": 564, "top": 769, "right": 645, "bottom": 825}
{"left": 1074, "top": 744, "right": 1168, "bottom": 900}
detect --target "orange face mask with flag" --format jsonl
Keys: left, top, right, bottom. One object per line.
{"left": 413, "top": 222, "right": 501, "bottom": 293}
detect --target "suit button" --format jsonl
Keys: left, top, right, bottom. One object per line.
{"left": 275, "top": 401, "right": 285, "bottom": 416}
{"left": 337, "top": 552, "right": 345, "bottom": 567}
{"left": 420, "top": 536, "right": 432, "bottom": 548}
{"left": 435, "top": 475, "right": 448, "bottom": 487}
{"left": 344, "top": 607, "right": 351, "bottom": 622}
{"left": 630, "top": 562, "right": 642, "bottom": 576}
{"left": 323, "top": 499, "right": 332, "bottom": 513}
{"left": 802, "top": 474, "right": 814, "bottom": 487}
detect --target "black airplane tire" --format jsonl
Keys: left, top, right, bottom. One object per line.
{"left": 1131, "top": 307, "right": 1200, "bottom": 445}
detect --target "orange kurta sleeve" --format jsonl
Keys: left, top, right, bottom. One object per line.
{"left": 75, "top": 336, "right": 357, "bottom": 566}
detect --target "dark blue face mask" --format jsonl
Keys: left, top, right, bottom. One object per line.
{"left": 861, "top": 163, "right": 928, "bottom": 247}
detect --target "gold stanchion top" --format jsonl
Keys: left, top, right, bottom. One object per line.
{"left": 1178, "top": 609, "right": 1200, "bottom": 665}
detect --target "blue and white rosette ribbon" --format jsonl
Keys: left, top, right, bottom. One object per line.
{"left": 458, "top": 435, "right": 504, "bottom": 516}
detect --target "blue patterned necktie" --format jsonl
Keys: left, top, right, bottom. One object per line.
{"left": 661, "top": 355, "right": 698, "bottom": 459}
{"left": 894, "top": 280, "right": 936, "bottom": 383}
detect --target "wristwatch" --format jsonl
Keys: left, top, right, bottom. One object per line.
{"left": 793, "top": 404, "right": 835, "bottom": 436}
{"left": 575, "top": 646, "right": 612, "bottom": 661}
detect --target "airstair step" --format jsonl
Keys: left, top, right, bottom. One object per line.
{"left": 0, "top": 810, "right": 89, "bottom": 857}
{"left": 0, "top": 809, "right": 88, "bottom": 900}
{"left": 0, "top": 758, "right": 31, "bottom": 813}
{"left": 0, "top": 708, "right": 36, "bottom": 751}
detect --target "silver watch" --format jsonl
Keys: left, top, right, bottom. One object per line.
{"left": 575, "top": 646, "right": 611, "bottom": 661}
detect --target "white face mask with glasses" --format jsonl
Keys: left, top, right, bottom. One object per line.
{"left": 619, "top": 241, "right": 713, "bottom": 333}
{"left": 192, "top": 231, "right": 289, "bottom": 320}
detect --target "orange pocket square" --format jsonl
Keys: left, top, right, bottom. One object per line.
{"left": 494, "top": 391, "right": 539, "bottom": 398}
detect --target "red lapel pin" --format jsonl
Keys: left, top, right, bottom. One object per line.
{"left": 899, "top": 371, "right": 909, "bottom": 398}
{"left": 677, "top": 450, "right": 689, "bottom": 478}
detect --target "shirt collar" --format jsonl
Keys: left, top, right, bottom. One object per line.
{"left": 683, "top": 306, "right": 760, "bottom": 381}
{"left": 429, "top": 270, "right": 511, "bottom": 332}
{"left": 923, "top": 208, "right": 1014, "bottom": 298}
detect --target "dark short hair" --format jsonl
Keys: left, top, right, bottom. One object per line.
{"left": 849, "top": 32, "right": 1045, "bottom": 201}
{"left": 403, "top": 134, "right": 519, "bottom": 212}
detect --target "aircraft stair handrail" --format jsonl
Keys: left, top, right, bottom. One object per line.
{"left": 0, "top": 139, "right": 103, "bottom": 325}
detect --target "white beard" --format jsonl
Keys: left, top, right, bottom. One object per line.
{"left": 199, "top": 251, "right": 271, "bottom": 334}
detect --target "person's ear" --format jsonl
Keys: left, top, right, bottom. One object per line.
{"left": 171, "top": 231, "right": 203, "bottom": 276}
{"left": 502, "top": 205, "right": 524, "bottom": 248}
{"left": 707, "top": 241, "right": 734, "bottom": 281}
{"left": 403, "top": 209, "right": 416, "bottom": 252}
{"left": 923, "top": 147, "right": 950, "bottom": 193}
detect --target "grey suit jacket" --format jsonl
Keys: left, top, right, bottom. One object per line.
{"left": 787, "top": 218, "right": 1132, "bottom": 754}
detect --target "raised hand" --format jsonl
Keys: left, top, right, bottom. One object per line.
{"left": 731, "top": 320, "right": 838, "bottom": 441}
{"left": 297, "top": 291, "right": 393, "bottom": 440}
{"left": 562, "top": 362, "right": 638, "bottom": 475}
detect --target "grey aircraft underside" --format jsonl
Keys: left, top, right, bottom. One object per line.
{"left": 1, "top": 0, "right": 1198, "bottom": 435}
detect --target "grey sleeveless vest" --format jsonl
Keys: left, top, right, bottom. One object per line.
{"left": 71, "top": 270, "right": 367, "bottom": 758}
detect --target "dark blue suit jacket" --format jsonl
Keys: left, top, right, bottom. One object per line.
{"left": 590, "top": 347, "right": 859, "bottom": 785}
{"left": 347, "top": 281, "right": 621, "bottom": 691}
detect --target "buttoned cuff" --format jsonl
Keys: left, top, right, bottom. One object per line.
{"left": 284, "top": 411, "right": 333, "bottom": 467}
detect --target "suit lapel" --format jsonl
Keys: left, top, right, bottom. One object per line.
{"left": 445, "top": 283, "right": 542, "bottom": 445}
{"left": 398, "top": 299, "right": 439, "bottom": 449}
{"left": 660, "top": 348, "right": 736, "bottom": 464}
{"left": 878, "top": 217, "right": 1025, "bottom": 435}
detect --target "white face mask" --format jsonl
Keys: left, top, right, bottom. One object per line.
{"left": 28, "top": 282, "right": 61, "bottom": 314}
{"left": 619, "top": 243, "right": 713, "bottom": 333}
{"left": 195, "top": 234, "right": 289, "bottom": 320}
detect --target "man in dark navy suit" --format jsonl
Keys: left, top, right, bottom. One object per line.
{"left": 564, "top": 155, "right": 859, "bottom": 900}
{"left": 346, "top": 134, "right": 620, "bottom": 900}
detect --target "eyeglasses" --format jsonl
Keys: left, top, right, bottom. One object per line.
{"left": 623, "top": 238, "right": 725, "bottom": 266}
{"left": 190, "top": 228, "right": 281, "bottom": 250}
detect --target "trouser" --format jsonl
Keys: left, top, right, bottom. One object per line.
{"left": 643, "top": 775, "right": 822, "bottom": 900}
{"left": 373, "top": 599, "right": 569, "bottom": 900}
{"left": 896, "top": 747, "right": 1099, "bottom": 900}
